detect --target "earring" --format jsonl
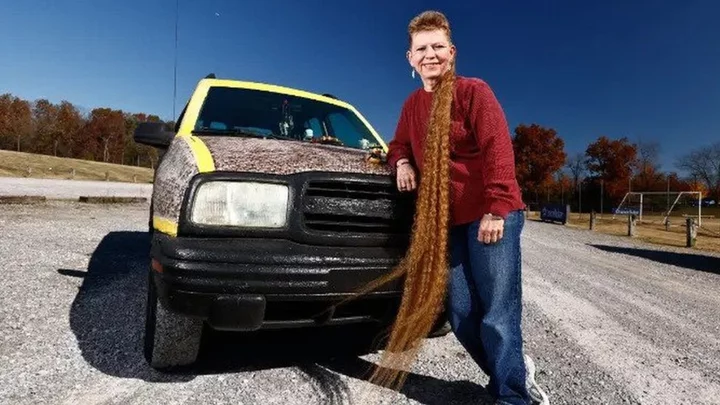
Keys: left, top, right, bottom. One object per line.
{"left": 411, "top": 69, "right": 415, "bottom": 79}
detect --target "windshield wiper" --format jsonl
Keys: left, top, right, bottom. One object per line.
{"left": 192, "top": 128, "right": 296, "bottom": 141}
{"left": 192, "top": 128, "right": 265, "bottom": 138}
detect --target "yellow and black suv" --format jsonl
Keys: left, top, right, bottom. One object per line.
{"left": 134, "top": 74, "right": 449, "bottom": 369}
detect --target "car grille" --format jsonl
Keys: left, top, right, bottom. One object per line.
{"left": 301, "top": 177, "right": 415, "bottom": 235}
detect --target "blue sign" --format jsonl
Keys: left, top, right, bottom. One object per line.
{"left": 540, "top": 204, "right": 569, "bottom": 224}
{"left": 613, "top": 207, "right": 640, "bottom": 215}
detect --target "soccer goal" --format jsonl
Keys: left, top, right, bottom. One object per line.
{"left": 612, "top": 191, "right": 704, "bottom": 226}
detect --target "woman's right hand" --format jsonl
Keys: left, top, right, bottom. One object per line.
{"left": 396, "top": 160, "right": 417, "bottom": 192}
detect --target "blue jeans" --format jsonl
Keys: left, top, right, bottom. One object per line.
{"left": 447, "top": 210, "right": 531, "bottom": 405}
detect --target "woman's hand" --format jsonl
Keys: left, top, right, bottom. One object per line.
{"left": 396, "top": 159, "right": 417, "bottom": 192}
{"left": 478, "top": 214, "right": 504, "bottom": 244}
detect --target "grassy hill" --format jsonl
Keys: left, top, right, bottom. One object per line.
{"left": 0, "top": 150, "right": 154, "bottom": 183}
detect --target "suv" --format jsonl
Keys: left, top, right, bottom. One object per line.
{"left": 134, "top": 75, "right": 449, "bottom": 369}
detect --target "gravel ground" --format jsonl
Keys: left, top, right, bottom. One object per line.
{"left": 1, "top": 201, "right": 720, "bottom": 405}
{"left": 0, "top": 177, "right": 152, "bottom": 199}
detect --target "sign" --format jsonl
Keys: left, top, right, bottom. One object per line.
{"left": 540, "top": 204, "right": 569, "bottom": 224}
{"left": 613, "top": 207, "right": 640, "bottom": 215}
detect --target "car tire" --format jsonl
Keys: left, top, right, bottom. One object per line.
{"left": 143, "top": 270, "right": 203, "bottom": 370}
{"left": 427, "top": 309, "right": 452, "bottom": 338}
{"left": 428, "top": 319, "right": 452, "bottom": 338}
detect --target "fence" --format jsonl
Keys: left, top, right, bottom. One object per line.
{"left": 527, "top": 204, "right": 719, "bottom": 251}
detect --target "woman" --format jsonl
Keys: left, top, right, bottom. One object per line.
{"left": 356, "top": 10, "right": 550, "bottom": 405}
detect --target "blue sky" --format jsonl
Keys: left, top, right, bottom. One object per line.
{"left": 1, "top": 1, "right": 719, "bottom": 172}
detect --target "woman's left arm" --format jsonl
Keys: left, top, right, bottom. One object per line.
{"left": 468, "top": 79, "right": 520, "bottom": 221}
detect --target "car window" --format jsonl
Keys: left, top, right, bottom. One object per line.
{"left": 194, "top": 86, "right": 379, "bottom": 150}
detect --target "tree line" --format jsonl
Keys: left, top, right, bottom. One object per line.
{"left": 0, "top": 93, "right": 718, "bottom": 213}
{"left": 513, "top": 123, "right": 720, "bottom": 213}
{"left": 0, "top": 93, "right": 173, "bottom": 168}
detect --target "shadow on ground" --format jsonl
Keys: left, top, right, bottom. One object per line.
{"left": 63, "top": 231, "right": 490, "bottom": 404}
{"left": 589, "top": 244, "right": 720, "bottom": 274}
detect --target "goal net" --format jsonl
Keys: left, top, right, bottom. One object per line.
{"left": 612, "top": 191, "right": 704, "bottom": 226}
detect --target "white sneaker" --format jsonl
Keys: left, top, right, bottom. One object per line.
{"left": 524, "top": 354, "right": 550, "bottom": 405}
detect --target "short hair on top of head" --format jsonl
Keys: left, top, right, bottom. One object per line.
{"left": 408, "top": 10, "right": 452, "bottom": 45}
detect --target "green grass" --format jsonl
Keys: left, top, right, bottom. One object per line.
{"left": 0, "top": 150, "right": 154, "bottom": 183}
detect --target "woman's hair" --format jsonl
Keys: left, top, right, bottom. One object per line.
{"left": 341, "top": 10, "right": 457, "bottom": 391}
{"left": 407, "top": 10, "right": 453, "bottom": 46}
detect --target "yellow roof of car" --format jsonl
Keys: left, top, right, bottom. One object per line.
{"left": 199, "top": 78, "right": 354, "bottom": 109}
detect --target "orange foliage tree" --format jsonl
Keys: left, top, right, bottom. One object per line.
{"left": 0, "top": 94, "right": 32, "bottom": 152}
{"left": 585, "top": 136, "right": 639, "bottom": 202}
{"left": 512, "top": 123, "right": 567, "bottom": 203}
{"left": 0, "top": 92, "right": 170, "bottom": 169}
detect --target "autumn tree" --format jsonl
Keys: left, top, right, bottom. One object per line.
{"left": 686, "top": 176, "right": 708, "bottom": 194}
{"left": 0, "top": 94, "right": 12, "bottom": 149}
{"left": 676, "top": 141, "right": 720, "bottom": 198}
{"left": 32, "top": 99, "right": 61, "bottom": 156}
{"left": 634, "top": 139, "right": 665, "bottom": 192}
{"left": 585, "top": 136, "right": 639, "bottom": 202}
{"left": 666, "top": 172, "right": 690, "bottom": 192}
{"left": 54, "top": 101, "right": 83, "bottom": 157}
{"left": 80, "top": 108, "right": 127, "bottom": 162}
{"left": 123, "top": 113, "right": 160, "bottom": 167}
{"left": 11, "top": 98, "right": 32, "bottom": 152}
{"left": 0, "top": 92, "right": 166, "bottom": 169}
{"left": 512, "top": 123, "right": 567, "bottom": 202}
{"left": 1, "top": 94, "right": 33, "bottom": 152}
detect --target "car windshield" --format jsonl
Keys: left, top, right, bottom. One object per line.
{"left": 193, "top": 86, "right": 381, "bottom": 151}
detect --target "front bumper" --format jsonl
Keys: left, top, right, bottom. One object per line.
{"left": 150, "top": 233, "right": 404, "bottom": 331}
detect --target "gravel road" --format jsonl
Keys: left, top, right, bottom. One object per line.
{"left": 0, "top": 177, "right": 152, "bottom": 199}
{"left": 1, "top": 201, "right": 719, "bottom": 405}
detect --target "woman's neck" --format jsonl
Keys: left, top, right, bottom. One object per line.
{"left": 422, "top": 78, "right": 437, "bottom": 92}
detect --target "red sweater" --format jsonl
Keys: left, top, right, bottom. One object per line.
{"left": 386, "top": 76, "right": 526, "bottom": 226}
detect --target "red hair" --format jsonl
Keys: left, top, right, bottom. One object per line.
{"left": 347, "top": 9, "right": 457, "bottom": 391}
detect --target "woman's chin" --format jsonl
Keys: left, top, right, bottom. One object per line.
{"left": 421, "top": 69, "right": 449, "bottom": 80}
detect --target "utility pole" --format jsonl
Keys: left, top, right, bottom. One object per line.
{"left": 666, "top": 176, "right": 670, "bottom": 214}
{"left": 579, "top": 181, "right": 583, "bottom": 219}
{"left": 601, "top": 179, "right": 604, "bottom": 216}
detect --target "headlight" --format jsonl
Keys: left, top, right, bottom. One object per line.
{"left": 191, "top": 181, "right": 289, "bottom": 228}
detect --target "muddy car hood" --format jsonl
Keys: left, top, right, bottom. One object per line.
{"left": 151, "top": 135, "right": 393, "bottom": 234}
{"left": 199, "top": 136, "right": 391, "bottom": 176}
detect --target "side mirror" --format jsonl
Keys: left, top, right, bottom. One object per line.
{"left": 134, "top": 122, "right": 175, "bottom": 148}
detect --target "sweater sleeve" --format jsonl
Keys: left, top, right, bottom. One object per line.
{"left": 468, "top": 79, "right": 520, "bottom": 219}
{"left": 386, "top": 99, "right": 413, "bottom": 174}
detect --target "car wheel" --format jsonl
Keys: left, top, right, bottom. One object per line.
{"left": 143, "top": 269, "right": 203, "bottom": 370}
{"left": 428, "top": 319, "right": 452, "bottom": 338}
{"left": 427, "top": 310, "right": 452, "bottom": 338}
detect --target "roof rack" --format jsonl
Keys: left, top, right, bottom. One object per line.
{"left": 322, "top": 93, "right": 339, "bottom": 100}
{"left": 205, "top": 73, "right": 216, "bottom": 79}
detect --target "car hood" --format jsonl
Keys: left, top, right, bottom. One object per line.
{"left": 198, "top": 136, "right": 392, "bottom": 176}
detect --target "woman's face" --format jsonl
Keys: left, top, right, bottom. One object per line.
{"left": 408, "top": 29, "right": 456, "bottom": 81}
